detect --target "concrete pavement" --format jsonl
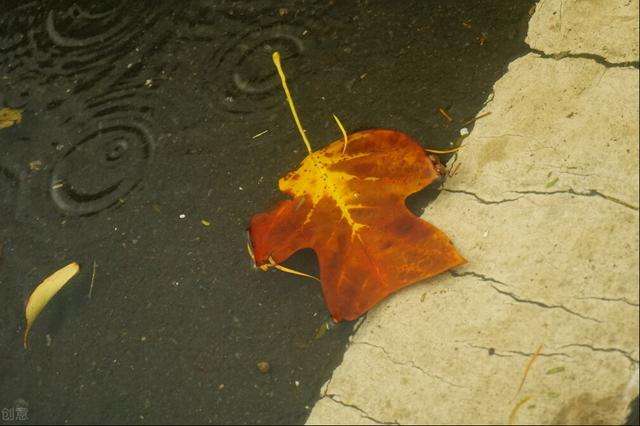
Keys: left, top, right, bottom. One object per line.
{"left": 307, "top": 0, "right": 639, "bottom": 424}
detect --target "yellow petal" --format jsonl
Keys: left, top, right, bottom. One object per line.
{"left": 24, "top": 262, "right": 80, "bottom": 349}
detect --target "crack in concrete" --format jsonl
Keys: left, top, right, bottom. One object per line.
{"left": 469, "top": 344, "right": 512, "bottom": 358}
{"left": 512, "top": 188, "right": 639, "bottom": 211}
{"left": 530, "top": 48, "right": 640, "bottom": 69}
{"left": 441, "top": 188, "right": 523, "bottom": 205}
{"left": 448, "top": 270, "right": 602, "bottom": 323}
{"left": 504, "top": 349, "right": 571, "bottom": 358}
{"left": 450, "top": 270, "right": 510, "bottom": 287}
{"left": 576, "top": 296, "right": 640, "bottom": 307}
{"left": 445, "top": 186, "right": 638, "bottom": 211}
{"left": 325, "top": 394, "right": 398, "bottom": 425}
{"left": 468, "top": 343, "right": 571, "bottom": 359}
{"left": 352, "top": 313, "right": 368, "bottom": 334}
{"left": 321, "top": 375, "right": 334, "bottom": 398}
{"left": 488, "top": 284, "right": 602, "bottom": 323}
{"left": 561, "top": 343, "right": 639, "bottom": 364}
{"left": 355, "top": 341, "right": 470, "bottom": 389}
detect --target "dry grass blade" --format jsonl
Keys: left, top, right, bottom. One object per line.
{"left": 508, "top": 395, "right": 532, "bottom": 425}
{"left": 513, "top": 344, "right": 543, "bottom": 399}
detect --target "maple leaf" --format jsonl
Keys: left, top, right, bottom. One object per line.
{"left": 250, "top": 129, "right": 465, "bottom": 321}
{"left": 248, "top": 52, "right": 465, "bottom": 321}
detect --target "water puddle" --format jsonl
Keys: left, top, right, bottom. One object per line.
{"left": 0, "top": 1, "right": 535, "bottom": 423}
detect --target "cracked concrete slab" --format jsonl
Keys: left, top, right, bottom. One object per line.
{"left": 527, "top": 0, "right": 640, "bottom": 64}
{"left": 443, "top": 55, "right": 639, "bottom": 209}
{"left": 307, "top": 1, "right": 639, "bottom": 424}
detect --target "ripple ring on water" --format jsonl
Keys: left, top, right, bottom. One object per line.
{"left": 50, "top": 121, "right": 153, "bottom": 216}
{"left": 212, "top": 24, "right": 309, "bottom": 114}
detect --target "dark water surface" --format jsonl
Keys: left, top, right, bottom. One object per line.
{"left": 1, "top": 1, "right": 535, "bottom": 423}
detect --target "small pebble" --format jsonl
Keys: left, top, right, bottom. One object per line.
{"left": 257, "top": 361, "right": 270, "bottom": 373}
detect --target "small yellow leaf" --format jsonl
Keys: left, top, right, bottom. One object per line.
{"left": 313, "top": 322, "right": 330, "bottom": 340}
{"left": 24, "top": 262, "right": 80, "bottom": 349}
{"left": 545, "top": 177, "right": 559, "bottom": 188}
{"left": 545, "top": 366, "right": 565, "bottom": 375}
{"left": 201, "top": 219, "right": 211, "bottom": 226}
{"left": 0, "top": 107, "right": 22, "bottom": 129}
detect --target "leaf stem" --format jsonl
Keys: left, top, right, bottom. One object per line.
{"left": 272, "top": 51, "right": 313, "bottom": 154}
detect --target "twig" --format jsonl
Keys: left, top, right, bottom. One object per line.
{"left": 425, "top": 146, "right": 462, "bottom": 154}
{"left": 462, "top": 111, "right": 491, "bottom": 126}
{"left": 447, "top": 159, "right": 462, "bottom": 177}
{"left": 266, "top": 256, "right": 320, "bottom": 282}
{"left": 437, "top": 107, "right": 454, "bottom": 123}
{"left": 88, "top": 260, "right": 97, "bottom": 299}
{"left": 252, "top": 130, "right": 269, "bottom": 139}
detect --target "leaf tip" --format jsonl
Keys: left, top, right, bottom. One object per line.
{"left": 23, "top": 328, "right": 30, "bottom": 350}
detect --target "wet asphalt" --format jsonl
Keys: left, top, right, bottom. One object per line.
{"left": 0, "top": 1, "right": 540, "bottom": 423}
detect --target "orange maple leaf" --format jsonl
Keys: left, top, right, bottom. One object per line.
{"left": 248, "top": 52, "right": 465, "bottom": 321}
